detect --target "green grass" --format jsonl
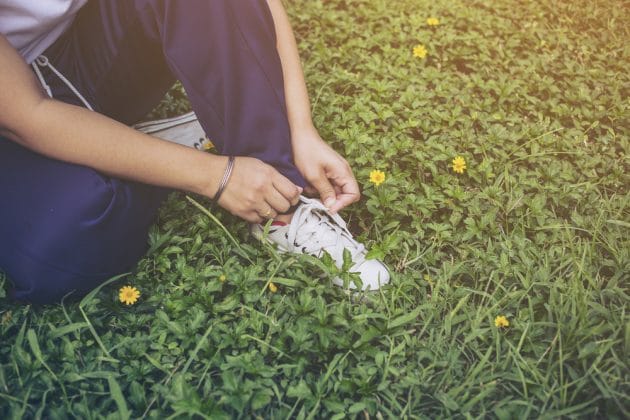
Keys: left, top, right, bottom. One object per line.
{"left": 1, "top": 0, "right": 629, "bottom": 417}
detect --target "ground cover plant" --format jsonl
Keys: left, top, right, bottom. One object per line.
{"left": 1, "top": 0, "right": 628, "bottom": 417}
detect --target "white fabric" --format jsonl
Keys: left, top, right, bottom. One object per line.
{"left": 0, "top": 0, "right": 88, "bottom": 63}
{"left": 134, "top": 112, "right": 213, "bottom": 150}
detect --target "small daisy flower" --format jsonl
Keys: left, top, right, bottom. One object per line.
{"left": 218, "top": 274, "right": 226, "bottom": 282}
{"left": 202, "top": 141, "right": 214, "bottom": 151}
{"left": 268, "top": 282, "right": 278, "bottom": 293}
{"left": 369, "top": 170, "right": 386, "bottom": 186}
{"left": 452, "top": 156, "right": 467, "bottom": 174}
{"left": 119, "top": 286, "right": 140, "bottom": 305}
{"left": 426, "top": 17, "right": 440, "bottom": 26}
{"left": 413, "top": 44, "right": 428, "bottom": 59}
{"left": 494, "top": 315, "right": 510, "bottom": 328}
{"left": 1, "top": 311, "right": 12, "bottom": 326}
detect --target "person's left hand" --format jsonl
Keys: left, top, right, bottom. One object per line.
{"left": 292, "top": 127, "right": 360, "bottom": 214}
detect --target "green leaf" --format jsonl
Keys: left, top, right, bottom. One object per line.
{"left": 286, "top": 380, "right": 313, "bottom": 400}
{"left": 250, "top": 390, "right": 272, "bottom": 411}
{"left": 388, "top": 307, "right": 422, "bottom": 329}
{"left": 49, "top": 322, "right": 88, "bottom": 339}
{"left": 107, "top": 375, "right": 130, "bottom": 420}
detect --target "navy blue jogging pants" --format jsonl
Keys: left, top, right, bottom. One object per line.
{"left": 0, "top": 0, "right": 306, "bottom": 304}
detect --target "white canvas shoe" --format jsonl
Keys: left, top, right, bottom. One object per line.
{"left": 251, "top": 196, "right": 390, "bottom": 290}
{"left": 134, "top": 111, "right": 213, "bottom": 150}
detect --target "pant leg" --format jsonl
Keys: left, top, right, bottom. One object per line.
{"left": 0, "top": 137, "right": 168, "bottom": 304}
{"left": 49, "top": 0, "right": 306, "bottom": 186}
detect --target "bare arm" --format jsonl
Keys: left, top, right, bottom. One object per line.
{"left": 266, "top": 0, "right": 360, "bottom": 213}
{"left": 0, "top": 36, "right": 226, "bottom": 196}
{"left": 0, "top": 35, "right": 299, "bottom": 223}
{"left": 265, "top": 0, "right": 314, "bottom": 133}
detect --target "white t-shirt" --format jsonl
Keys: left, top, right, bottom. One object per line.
{"left": 0, "top": 0, "right": 88, "bottom": 63}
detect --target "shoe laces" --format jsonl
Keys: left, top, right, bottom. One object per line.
{"left": 286, "top": 196, "right": 366, "bottom": 264}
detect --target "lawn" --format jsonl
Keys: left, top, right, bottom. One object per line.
{"left": 1, "top": 0, "right": 628, "bottom": 418}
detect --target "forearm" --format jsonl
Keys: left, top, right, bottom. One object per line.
{"left": 0, "top": 34, "right": 222, "bottom": 198}
{"left": 13, "top": 99, "right": 224, "bottom": 197}
{"left": 266, "top": 0, "right": 316, "bottom": 136}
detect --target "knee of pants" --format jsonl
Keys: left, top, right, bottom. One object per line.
{"left": 2, "top": 176, "right": 165, "bottom": 305}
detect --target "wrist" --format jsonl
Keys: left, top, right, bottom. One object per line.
{"left": 212, "top": 155, "right": 235, "bottom": 202}
{"left": 190, "top": 153, "right": 230, "bottom": 199}
{"left": 290, "top": 123, "right": 321, "bottom": 144}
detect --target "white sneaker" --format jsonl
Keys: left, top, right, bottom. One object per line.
{"left": 251, "top": 196, "right": 390, "bottom": 290}
{"left": 134, "top": 111, "right": 213, "bottom": 150}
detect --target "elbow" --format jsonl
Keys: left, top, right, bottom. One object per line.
{"left": 1, "top": 93, "right": 49, "bottom": 147}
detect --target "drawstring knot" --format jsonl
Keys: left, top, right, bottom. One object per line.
{"left": 31, "top": 54, "right": 94, "bottom": 111}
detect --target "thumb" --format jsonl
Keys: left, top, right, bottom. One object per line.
{"left": 311, "top": 172, "right": 337, "bottom": 210}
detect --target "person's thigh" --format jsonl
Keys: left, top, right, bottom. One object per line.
{"left": 0, "top": 137, "right": 168, "bottom": 304}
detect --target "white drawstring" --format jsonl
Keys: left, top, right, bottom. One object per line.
{"left": 31, "top": 55, "right": 94, "bottom": 111}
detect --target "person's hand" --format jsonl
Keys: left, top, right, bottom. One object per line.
{"left": 292, "top": 127, "right": 360, "bottom": 214}
{"left": 216, "top": 156, "right": 302, "bottom": 223}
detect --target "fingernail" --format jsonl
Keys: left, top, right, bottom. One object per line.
{"left": 324, "top": 198, "right": 336, "bottom": 209}
{"left": 297, "top": 186, "right": 304, "bottom": 193}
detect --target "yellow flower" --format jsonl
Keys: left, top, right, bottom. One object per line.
{"left": 426, "top": 17, "right": 440, "bottom": 26}
{"left": 452, "top": 156, "right": 467, "bottom": 174}
{"left": 369, "top": 170, "right": 386, "bottom": 186}
{"left": 268, "top": 282, "right": 278, "bottom": 293}
{"left": 218, "top": 274, "right": 226, "bottom": 282}
{"left": 1, "top": 311, "right": 12, "bottom": 326}
{"left": 119, "top": 286, "right": 140, "bottom": 305}
{"left": 423, "top": 274, "right": 434, "bottom": 286}
{"left": 494, "top": 315, "right": 510, "bottom": 328}
{"left": 413, "top": 44, "right": 428, "bottom": 59}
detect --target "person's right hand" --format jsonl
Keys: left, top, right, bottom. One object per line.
{"left": 215, "top": 156, "right": 302, "bottom": 223}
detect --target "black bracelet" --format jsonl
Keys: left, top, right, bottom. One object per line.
{"left": 213, "top": 156, "right": 235, "bottom": 202}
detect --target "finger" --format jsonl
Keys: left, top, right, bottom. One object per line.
{"left": 271, "top": 172, "right": 302, "bottom": 206}
{"left": 244, "top": 211, "right": 264, "bottom": 224}
{"left": 265, "top": 188, "right": 292, "bottom": 214}
{"left": 310, "top": 170, "right": 337, "bottom": 210}
{"left": 303, "top": 185, "right": 318, "bottom": 197}
{"left": 329, "top": 194, "right": 358, "bottom": 213}
{"left": 330, "top": 189, "right": 360, "bottom": 213}
{"left": 257, "top": 205, "right": 278, "bottom": 220}
{"left": 328, "top": 174, "right": 360, "bottom": 214}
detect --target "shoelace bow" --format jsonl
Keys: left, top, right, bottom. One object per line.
{"left": 286, "top": 197, "right": 366, "bottom": 263}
